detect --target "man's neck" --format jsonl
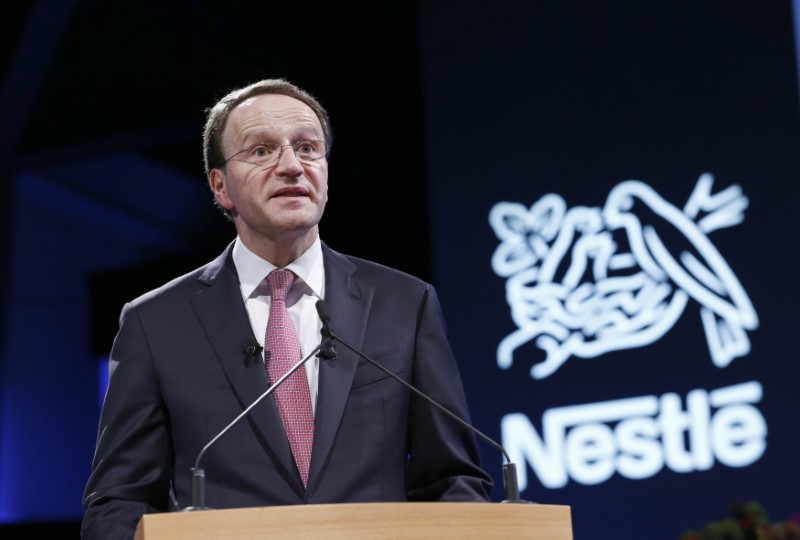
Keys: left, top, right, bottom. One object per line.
{"left": 237, "top": 227, "right": 319, "bottom": 268}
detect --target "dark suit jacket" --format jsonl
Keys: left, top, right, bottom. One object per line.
{"left": 82, "top": 241, "right": 492, "bottom": 539}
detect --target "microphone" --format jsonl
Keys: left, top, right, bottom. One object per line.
{"left": 241, "top": 338, "right": 263, "bottom": 361}
{"left": 314, "top": 299, "right": 528, "bottom": 504}
{"left": 184, "top": 333, "right": 334, "bottom": 511}
{"left": 317, "top": 342, "right": 336, "bottom": 360}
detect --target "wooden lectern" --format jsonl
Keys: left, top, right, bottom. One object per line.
{"left": 134, "top": 502, "right": 573, "bottom": 539}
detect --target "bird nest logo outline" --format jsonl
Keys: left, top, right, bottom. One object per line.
{"left": 489, "top": 173, "right": 758, "bottom": 380}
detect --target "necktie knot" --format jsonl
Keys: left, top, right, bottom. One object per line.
{"left": 268, "top": 269, "right": 295, "bottom": 302}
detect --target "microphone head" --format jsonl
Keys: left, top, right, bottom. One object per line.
{"left": 241, "top": 339, "right": 263, "bottom": 360}
{"left": 317, "top": 343, "right": 337, "bottom": 360}
{"left": 315, "top": 299, "right": 331, "bottom": 323}
{"left": 315, "top": 299, "right": 335, "bottom": 338}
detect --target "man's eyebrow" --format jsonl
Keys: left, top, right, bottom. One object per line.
{"left": 241, "top": 127, "right": 323, "bottom": 144}
{"left": 240, "top": 129, "right": 278, "bottom": 143}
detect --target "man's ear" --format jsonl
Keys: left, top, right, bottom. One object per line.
{"left": 209, "top": 168, "right": 234, "bottom": 210}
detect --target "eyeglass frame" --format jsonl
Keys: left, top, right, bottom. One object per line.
{"left": 222, "top": 139, "right": 329, "bottom": 167}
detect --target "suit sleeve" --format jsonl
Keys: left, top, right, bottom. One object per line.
{"left": 81, "top": 302, "right": 174, "bottom": 540}
{"left": 404, "top": 284, "right": 494, "bottom": 501}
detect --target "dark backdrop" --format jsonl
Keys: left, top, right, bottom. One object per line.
{"left": 0, "top": 1, "right": 429, "bottom": 536}
{"left": 421, "top": 1, "right": 800, "bottom": 539}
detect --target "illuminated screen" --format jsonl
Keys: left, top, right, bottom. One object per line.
{"left": 421, "top": 2, "right": 800, "bottom": 538}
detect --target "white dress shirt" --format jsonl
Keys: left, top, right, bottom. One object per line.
{"left": 232, "top": 235, "right": 325, "bottom": 414}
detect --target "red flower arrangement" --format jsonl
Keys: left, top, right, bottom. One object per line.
{"left": 679, "top": 501, "right": 800, "bottom": 540}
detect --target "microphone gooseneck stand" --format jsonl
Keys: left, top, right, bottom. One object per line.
{"left": 183, "top": 337, "right": 333, "bottom": 511}
{"left": 314, "top": 299, "right": 530, "bottom": 504}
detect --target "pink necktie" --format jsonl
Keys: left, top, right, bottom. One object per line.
{"left": 265, "top": 269, "right": 314, "bottom": 487}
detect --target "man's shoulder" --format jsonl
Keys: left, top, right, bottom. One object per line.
{"left": 132, "top": 266, "right": 207, "bottom": 303}
{"left": 129, "top": 245, "right": 234, "bottom": 308}
{"left": 323, "top": 243, "right": 427, "bottom": 287}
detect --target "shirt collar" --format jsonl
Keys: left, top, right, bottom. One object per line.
{"left": 232, "top": 236, "right": 324, "bottom": 299}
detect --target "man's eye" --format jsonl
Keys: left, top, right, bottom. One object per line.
{"left": 253, "top": 145, "right": 270, "bottom": 157}
{"left": 296, "top": 142, "right": 314, "bottom": 154}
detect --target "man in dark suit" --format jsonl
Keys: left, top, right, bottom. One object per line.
{"left": 81, "top": 78, "right": 492, "bottom": 539}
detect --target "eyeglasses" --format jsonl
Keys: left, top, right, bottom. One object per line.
{"left": 224, "top": 140, "right": 327, "bottom": 167}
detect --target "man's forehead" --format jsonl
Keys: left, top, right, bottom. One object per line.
{"left": 234, "top": 93, "right": 316, "bottom": 118}
{"left": 226, "top": 94, "right": 321, "bottom": 140}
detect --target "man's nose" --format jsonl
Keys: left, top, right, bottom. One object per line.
{"left": 274, "top": 145, "right": 303, "bottom": 174}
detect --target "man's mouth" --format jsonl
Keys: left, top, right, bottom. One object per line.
{"left": 272, "top": 188, "right": 307, "bottom": 198}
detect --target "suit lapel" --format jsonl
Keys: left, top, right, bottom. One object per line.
{"left": 188, "top": 242, "right": 373, "bottom": 496}
{"left": 189, "top": 244, "right": 298, "bottom": 491}
{"left": 307, "top": 244, "right": 373, "bottom": 492}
